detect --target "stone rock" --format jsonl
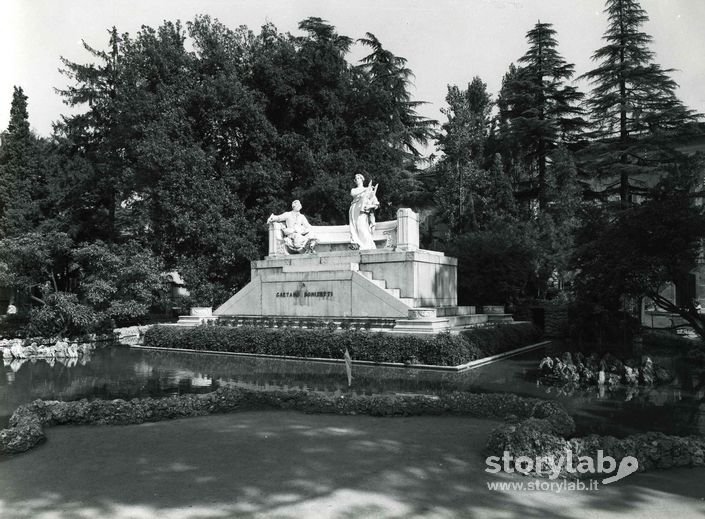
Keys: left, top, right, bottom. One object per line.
{"left": 642, "top": 357, "right": 655, "bottom": 385}
{"left": 35, "top": 345, "right": 53, "bottom": 358}
{"left": 10, "top": 344, "right": 26, "bottom": 359}
{"left": 0, "top": 421, "right": 45, "bottom": 453}
{"left": 54, "top": 341, "right": 68, "bottom": 357}
{"left": 692, "top": 448, "right": 704, "bottom": 466}
{"left": 624, "top": 366, "right": 639, "bottom": 385}
{"left": 654, "top": 366, "right": 672, "bottom": 384}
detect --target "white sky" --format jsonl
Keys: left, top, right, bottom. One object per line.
{"left": 2, "top": 0, "right": 704, "bottom": 148}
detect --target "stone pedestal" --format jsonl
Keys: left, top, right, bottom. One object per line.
{"left": 216, "top": 249, "right": 457, "bottom": 318}
{"left": 396, "top": 208, "right": 419, "bottom": 251}
{"left": 211, "top": 208, "right": 509, "bottom": 333}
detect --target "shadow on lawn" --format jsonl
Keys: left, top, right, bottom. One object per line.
{"left": 0, "top": 410, "right": 704, "bottom": 518}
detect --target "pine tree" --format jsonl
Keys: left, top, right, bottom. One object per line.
{"left": 497, "top": 22, "right": 584, "bottom": 210}
{"left": 580, "top": 0, "right": 697, "bottom": 206}
{"left": 357, "top": 32, "right": 435, "bottom": 157}
{"left": 56, "top": 27, "right": 131, "bottom": 241}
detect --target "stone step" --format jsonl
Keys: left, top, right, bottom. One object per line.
{"left": 385, "top": 287, "right": 401, "bottom": 298}
{"left": 358, "top": 270, "right": 387, "bottom": 289}
{"left": 171, "top": 322, "right": 200, "bottom": 327}
{"left": 177, "top": 316, "right": 204, "bottom": 323}
{"left": 487, "top": 314, "right": 515, "bottom": 323}
{"left": 369, "top": 278, "right": 387, "bottom": 289}
{"left": 281, "top": 262, "right": 359, "bottom": 273}
{"left": 175, "top": 315, "right": 218, "bottom": 327}
{"left": 447, "top": 314, "right": 488, "bottom": 327}
{"left": 390, "top": 318, "right": 451, "bottom": 334}
{"left": 436, "top": 306, "right": 476, "bottom": 317}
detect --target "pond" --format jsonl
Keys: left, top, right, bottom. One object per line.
{"left": 1, "top": 343, "right": 703, "bottom": 438}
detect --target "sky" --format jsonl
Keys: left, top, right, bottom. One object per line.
{"left": 2, "top": 0, "right": 704, "bottom": 151}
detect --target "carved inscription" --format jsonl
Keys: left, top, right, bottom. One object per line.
{"left": 275, "top": 291, "right": 333, "bottom": 298}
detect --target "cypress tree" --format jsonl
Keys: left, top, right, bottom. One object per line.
{"left": 0, "top": 86, "right": 44, "bottom": 237}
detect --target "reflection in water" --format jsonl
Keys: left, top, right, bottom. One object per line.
{"left": 0, "top": 344, "right": 703, "bottom": 438}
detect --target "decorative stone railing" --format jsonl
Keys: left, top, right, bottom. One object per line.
{"left": 267, "top": 208, "right": 419, "bottom": 257}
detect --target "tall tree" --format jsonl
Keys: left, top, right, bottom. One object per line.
{"left": 0, "top": 87, "right": 45, "bottom": 237}
{"left": 434, "top": 77, "right": 494, "bottom": 232}
{"left": 580, "top": 0, "right": 697, "bottom": 206}
{"left": 357, "top": 32, "right": 435, "bottom": 157}
{"left": 53, "top": 17, "right": 438, "bottom": 305}
{"left": 437, "top": 77, "right": 492, "bottom": 166}
{"left": 56, "top": 27, "right": 133, "bottom": 242}
{"left": 497, "top": 22, "right": 584, "bottom": 210}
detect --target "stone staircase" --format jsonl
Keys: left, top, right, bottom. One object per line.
{"left": 173, "top": 315, "right": 218, "bottom": 327}
{"left": 358, "top": 270, "right": 414, "bottom": 306}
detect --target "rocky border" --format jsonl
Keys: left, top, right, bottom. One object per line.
{"left": 2, "top": 387, "right": 703, "bottom": 477}
{"left": 1, "top": 337, "right": 110, "bottom": 360}
{"left": 487, "top": 408, "right": 705, "bottom": 476}
{"left": 0, "top": 388, "right": 565, "bottom": 455}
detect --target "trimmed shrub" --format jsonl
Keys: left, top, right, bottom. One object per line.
{"left": 143, "top": 326, "right": 483, "bottom": 366}
{"left": 143, "top": 323, "right": 543, "bottom": 366}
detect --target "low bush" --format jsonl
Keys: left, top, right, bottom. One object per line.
{"left": 143, "top": 322, "right": 543, "bottom": 366}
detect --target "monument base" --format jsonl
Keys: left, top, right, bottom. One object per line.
{"left": 207, "top": 249, "right": 511, "bottom": 334}
{"left": 176, "top": 209, "right": 514, "bottom": 334}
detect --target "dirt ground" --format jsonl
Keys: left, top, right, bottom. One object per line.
{"left": 1, "top": 410, "right": 704, "bottom": 518}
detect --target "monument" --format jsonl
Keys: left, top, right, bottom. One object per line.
{"left": 210, "top": 176, "right": 512, "bottom": 333}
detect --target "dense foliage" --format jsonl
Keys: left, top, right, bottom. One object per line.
{"left": 1, "top": 0, "right": 703, "bottom": 343}
{"left": 0, "top": 17, "right": 434, "bottom": 334}
{"left": 579, "top": 0, "right": 698, "bottom": 205}
{"left": 142, "top": 322, "right": 541, "bottom": 366}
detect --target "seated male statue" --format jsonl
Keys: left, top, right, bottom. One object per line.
{"left": 267, "top": 200, "right": 317, "bottom": 254}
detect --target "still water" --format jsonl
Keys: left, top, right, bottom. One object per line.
{"left": 1, "top": 344, "right": 703, "bottom": 438}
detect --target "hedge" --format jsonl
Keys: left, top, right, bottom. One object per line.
{"left": 142, "top": 322, "right": 542, "bottom": 366}
{"left": 1, "top": 387, "right": 568, "bottom": 455}
{"left": 5, "top": 385, "right": 702, "bottom": 475}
